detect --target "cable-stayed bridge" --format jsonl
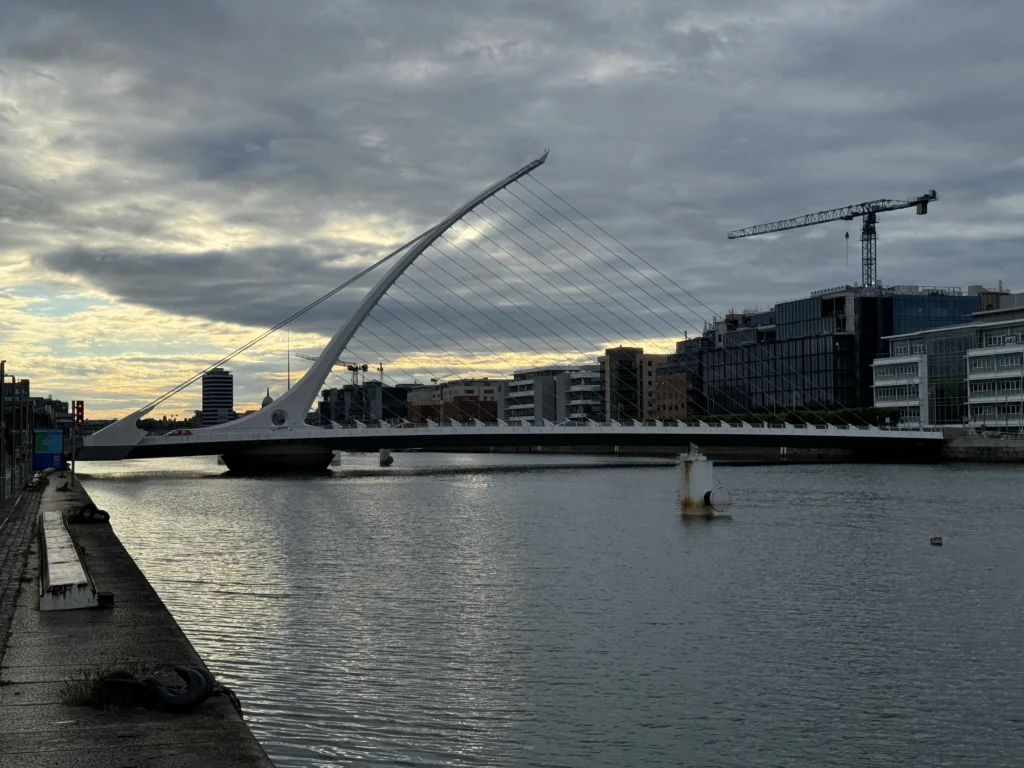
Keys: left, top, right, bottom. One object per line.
{"left": 80, "top": 151, "right": 945, "bottom": 471}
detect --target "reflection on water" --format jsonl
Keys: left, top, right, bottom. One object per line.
{"left": 82, "top": 454, "right": 1024, "bottom": 767}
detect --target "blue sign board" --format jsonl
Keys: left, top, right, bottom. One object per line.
{"left": 34, "top": 429, "right": 65, "bottom": 470}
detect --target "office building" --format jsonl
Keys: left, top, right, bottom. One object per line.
{"left": 599, "top": 348, "right": 667, "bottom": 421}
{"left": 872, "top": 298, "right": 1024, "bottom": 429}
{"left": 200, "top": 368, "right": 234, "bottom": 427}
{"left": 662, "top": 284, "right": 982, "bottom": 416}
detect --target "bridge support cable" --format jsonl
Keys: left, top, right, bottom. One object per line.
{"left": 359, "top": 222, "right": 679, "bottom": 421}
{"left": 319, "top": 330, "right": 477, "bottom": 423}
{"left": 433, "top": 233, "right": 653, "bottom": 368}
{"left": 424, "top": 229, "right": 721, "bottom": 415}
{"left": 413, "top": 251, "right": 598, "bottom": 370}
{"left": 517, "top": 177, "right": 867, "bottom": 426}
{"left": 133, "top": 235, "right": 434, "bottom": 415}
{"left": 466, "top": 208, "right": 673, "bottom": 352}
{"left": 491, "top": 186, "right": 843, "bottom": 424}
{"left": 366, "top": 263, "right": 661, "bottom": 420}
{"left": 436, "top": 232, "right": 640, "bottom": 359}
{"left": 379, "top": 288, "right": 536, "bottom": 383}
{"left": 346, "top": 325, "right": 489, "bottom": 424}
{"left": 441, "top": 217, "right": 714, "bottom": 415}
{"left": 403, "top": 246, "right": 708, "bottom": 420}
{"left": 458, "top": 206, "right": 765, "bottom": 418}
{"left": 390, "top": 269, "right": 672, "bottom": 421}
{"left": 521, "top": 175, "right": 868, "bottom": 424}
{"left": 362, "top": 305, "right": 528, "bottom": 424}
{"left": 435, "top": 222, "right": 743, "bottom": 417}
{"left": 486, "top": 189, "right": 808, "bottom": 421}
{"left": 391, "top": 274, "right": 580, "bottom": 373}
{"left": 399, "top": 261, "right": 586, "bottom": 373}
{"left": 503, "top": 185, "right": 708, "bottom": 337}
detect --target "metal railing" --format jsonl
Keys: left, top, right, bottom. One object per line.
{"left": 139, "top": 419, "right": 943, "bottom": 446}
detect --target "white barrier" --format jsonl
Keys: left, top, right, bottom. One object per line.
{"left": 39, "top": 509, "right": 98, "bottom": 611}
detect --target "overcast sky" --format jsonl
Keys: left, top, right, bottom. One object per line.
{"left": 3, "top": 0, "right": 1024, "bottom": 417}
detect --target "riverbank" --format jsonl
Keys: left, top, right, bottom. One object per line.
{"left": 0, "top": 471, "right": 274, "bottom": 767}
{"left": 943, "top": 435, "right": 1024, "bottom": 462}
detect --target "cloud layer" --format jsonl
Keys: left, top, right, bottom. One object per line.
{"left": 3, "top": 0, "right": 1024, "bottom": 415}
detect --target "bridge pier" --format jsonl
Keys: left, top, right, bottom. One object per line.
{"left": 221, "top": 444, "right": 335, "bottom": 474}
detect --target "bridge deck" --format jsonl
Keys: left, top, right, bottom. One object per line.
{"left": 79, "top": 422, "right": 945, "bottom": 462}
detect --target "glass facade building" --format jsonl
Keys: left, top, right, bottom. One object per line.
{"left": 873, "top": 306, "right": 1024, "bottom": 428}
{"left": 892, "top": 294, "right": 982, "bottom": 335}
{"left": 661, "top": 285, "right": 980, "bottom": 418}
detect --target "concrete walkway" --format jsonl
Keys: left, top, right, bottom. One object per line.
{"left": 0, "top": 474, "right": 274, "bottom": 767}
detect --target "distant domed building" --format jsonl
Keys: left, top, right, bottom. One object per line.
{"left": 261, "top": 388, "right": 273, "bottom": 409}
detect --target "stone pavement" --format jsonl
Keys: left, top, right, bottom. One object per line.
{"left": 0, "top": 474, "right": 275, "bottom": 767}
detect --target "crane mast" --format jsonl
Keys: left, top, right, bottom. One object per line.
{"left": 727, "top": 190, "right": 938, "bottom": 288}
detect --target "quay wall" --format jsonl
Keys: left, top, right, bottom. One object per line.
{"left": 0, "top": 470, "right": 275, "bottom": 767}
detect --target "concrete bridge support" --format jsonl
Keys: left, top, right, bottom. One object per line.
{"left": 221, "top": 444, "right": 335, "bottom": 474}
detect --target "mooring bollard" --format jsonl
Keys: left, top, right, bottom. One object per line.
{"left": 679, "top": 444, "right": 730, "bottom": 517}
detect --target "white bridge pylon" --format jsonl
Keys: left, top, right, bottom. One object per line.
{"left": 85, "top": 151, "right": 550, "bottom": 455}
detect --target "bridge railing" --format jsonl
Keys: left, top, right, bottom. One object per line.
{"left": 142, "top": 419, "right": 943, "bottom": 444}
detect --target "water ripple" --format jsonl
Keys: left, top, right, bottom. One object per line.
{"left": 82, "top": 454, "right": 1024, "bottom": 767}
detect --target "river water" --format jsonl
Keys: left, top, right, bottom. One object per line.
{"left": 80, "top": 454, "right": 1024, "bottom": 767}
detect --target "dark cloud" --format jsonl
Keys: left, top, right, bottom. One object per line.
{"left": 6, "top": 0, "right": 1024, "bottom": 379}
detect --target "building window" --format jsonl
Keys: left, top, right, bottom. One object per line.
{"left": 971, "top": 380, "right": 996, "bottom": 395}
{"left": 997, "top": 354, "right": 1022, "bottom": 371}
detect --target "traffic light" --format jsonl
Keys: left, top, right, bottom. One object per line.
{"left": 74, "top": 400, "right": 84, "bottom": 425}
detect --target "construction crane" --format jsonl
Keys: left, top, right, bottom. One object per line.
{"left": 294, "top": 353, "right": 385, "bottom": 423}
{"left": 292, "top": 352, "right": 375, "bottom": 386}
{"left": 293, "top": 353, "right": 386, "bottom": 386}
{"left": 727, "top": 190, "right": 938, "bottom": 288}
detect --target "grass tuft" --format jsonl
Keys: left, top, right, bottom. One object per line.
{"left": 60, "top": 662, "right": 159, "bottom": 709}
